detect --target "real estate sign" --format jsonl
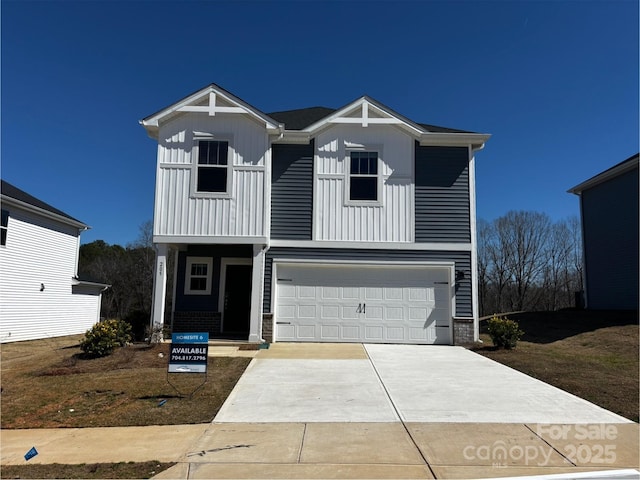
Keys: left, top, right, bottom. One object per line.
{"left": 168, "top": 332, "right": 209, "bottom": 373}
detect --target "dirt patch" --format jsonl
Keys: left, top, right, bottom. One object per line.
{"left": 1, "top": 339, "right": 250, "bottom": 428}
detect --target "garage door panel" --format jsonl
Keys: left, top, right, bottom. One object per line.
{"left": 341, "top": 306, "right": 360, "bottom": 320}
{"left": 322, "top": 287, "right": 339, "bottom": 299}
{"left": 321, "top": 305, "right": 340, "bottom": 319}
{"left": 298, "top": 286, "right": 316, "bottom": 298}
{"left": 364, "top": 287, "right": 383, "bottom": 300}
{"left": 320, "top": 324, "right": 339, "bottom": 339}
{"left": 342, "top": 287, "right": 360, "bottom": 300}
{"left": 387, "top": 307, "right": 404, "bottom": 321}
{"left": 297, "top": 324, "right": 316, "bottom": 339}
{"left": 275, "top": 264, "right": 452, "bottom": 344}
{"left": 365, "top": 306, "right": 383, "bottom": 320}
{"left": 299, "top": 305, "right": 317, "bottom": 318}
{"left": 409, "top": 307, "right": 428, "bottom": 321}
{"left": 365, "top": 325, "right": 384, "bottom": 341}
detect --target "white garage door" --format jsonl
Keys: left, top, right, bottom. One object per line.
{"left": 275, "top": 263, "right": 452, "bottom": 344}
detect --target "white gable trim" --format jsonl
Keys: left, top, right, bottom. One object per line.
{"left": 304, "top": 97, "right": 424, "bottom": 136}
{"left": 140, "top": 84, "right": 282, "bottom": 139}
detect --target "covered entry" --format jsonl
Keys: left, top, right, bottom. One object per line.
{"left": 274, "top": 262, "right": 453, "bottom": 344}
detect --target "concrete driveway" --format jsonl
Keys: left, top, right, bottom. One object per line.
{"left": 215, "top": 344, "right": 631, "bottom": 424}
{"left": 179, "top": 343, "right": 637, "bottom": 479}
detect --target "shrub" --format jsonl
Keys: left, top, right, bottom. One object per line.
{"left": 487, "top": 315, "right": 524, "bottom": 349}
{"left": 80, "top": 318, "right": 132, "bottom": 358}
{"left": 124, "top": 310, "right": 150, "bottom": 342}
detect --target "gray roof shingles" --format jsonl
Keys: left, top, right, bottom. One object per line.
{"left": 267, "top": 106, "right": 473, "bottom": 133}
{"left": 1, "top": 180, "right": 86, "bottom": 226}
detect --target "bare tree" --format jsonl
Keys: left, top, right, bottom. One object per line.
{"left": 477, "top": 212, "right": 583, "bottom": 316}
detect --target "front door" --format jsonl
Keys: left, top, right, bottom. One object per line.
{"left": 222, "top": 264, "right": 252, "bottom": 336}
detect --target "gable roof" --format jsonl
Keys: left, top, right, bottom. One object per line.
{"left": 141, "top": 83, "right": 490, "bottom": 149}
{"left": 568, "top": 153, "right": 639, "bottom": 195}
{"left": 140, "top": 83, "right": 283, "bottom": 139}
{"left": 1, "top": 180, "right": 88, "bottom": 229}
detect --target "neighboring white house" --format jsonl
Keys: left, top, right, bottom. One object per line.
{"left": 0, "top": 180, "right": 109, "bottom": 343}
{"left": 141, "top": 83, "right": 490, "bottom": 345}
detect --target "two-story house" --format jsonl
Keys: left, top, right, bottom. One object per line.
{"left": 141, "top": 84, "right": 490, "bottom": 345}
{"left": 0, "top": 180, "right": 109, "bottom": 343}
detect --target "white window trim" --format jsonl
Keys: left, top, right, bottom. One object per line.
{"left": 184, "top": 256, "right": 213, "bottom": 295}
{"left": 344, "top": 143, "right": 384, "bottom": 207}
{"left": 191, "top": 133, "right": 234, "bottom": 199}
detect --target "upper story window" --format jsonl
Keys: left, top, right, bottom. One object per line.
{"left": 185, "top": 257, "right": 213, "bottom": 295}
{"left": 349, "top": 151, "right": 379, "bottom": 202}
{"left": 1, "top": 209, "right": 8, "bottom": 246}
{"left": 196, "top": 140, "right": 230, "bottom": 193}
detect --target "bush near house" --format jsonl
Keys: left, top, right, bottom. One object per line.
{"left": 80, "top": 318, "right": 132, "bottom": 358}
{"left": 487, "top": 315, "right": 524, "bottom": 349}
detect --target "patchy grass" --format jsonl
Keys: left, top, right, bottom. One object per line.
{"left": 473, "top": 310, "right": 639, "bottom": 422}
{"left": 0, "top": 461, "right": 174, "bottom": 479}
{"left": 1, "top": 336, "right": 251, "bottom": 428}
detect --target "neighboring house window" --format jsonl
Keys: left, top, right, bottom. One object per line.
{"left": 349, "top": 151, "right": 379, "bottom": 201}
{"left": 1, "top": 209, "right": 8, "bottom": 246}
{"left": 185, "top": 257, "right": 213, "bottom": 295}
{"left": 196, "top": 140, "right": 229, "bottom": 193}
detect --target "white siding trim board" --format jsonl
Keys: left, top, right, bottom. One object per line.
{"left": 269, "top": 239, "right": 472, "bottom": 251}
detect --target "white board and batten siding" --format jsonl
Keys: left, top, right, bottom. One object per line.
{"left": 315, "top": 125, "right": 414, "bottom": 242}
{"left": 275, "top": 263, "right": 453, "bottom": 344}
{"left": 0, "top": 209, "right": 100, "bottom": 343}
{"left": 154, "top": 114, "right": 269, "bottom": 240}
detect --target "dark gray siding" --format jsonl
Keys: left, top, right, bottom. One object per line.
{"left": 415, "top": 145, "right": 471, "bottom": 243}
{"left": 581, "top": 167, "right": 639, "bottom": 310}
{"left": 271, "top": 142, "right": 314, "bottom": 239}
{"left": 174, "top": 245, "right": 252, "bottom": 312}
{"left": 264, "top": 247, "right": 472, "bottom": 317}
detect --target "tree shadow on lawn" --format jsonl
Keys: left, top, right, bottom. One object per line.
{"left": 479, "top": 309, "right": 638, "bottom": 344}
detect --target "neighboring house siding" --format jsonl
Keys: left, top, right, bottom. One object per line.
{"left": 263, "top": 247, "right": 472, "bottom": 317}
{"left": 271, "top": 142, "right": 314, "bottom": 239}
{"left": 154, "top": 114, "right": 268, "bottom": 238}
{"left": 415, "top": 145, "right": 471, "bottom": 243}
{"left": 581, "top": 167, "right": 639, "bottom": 310}
{"left": 0, "top": 208, "right": 99, "bottom": 343}
{"left": 314, "top": 125, "right": 414, "bottom": 242}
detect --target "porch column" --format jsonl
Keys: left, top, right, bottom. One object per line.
{"left": 150, "top": 243, "right": 168, "bottom": 342}
{"left": 248, "top": 244, "right": 266, "bottom": 343}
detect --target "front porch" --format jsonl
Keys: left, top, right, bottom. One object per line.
{"left": 150, "top": 243, "right": 266, "bottom": 342}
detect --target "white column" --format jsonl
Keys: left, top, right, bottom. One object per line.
{"left": 248, "top": 244, "right": 266, "bottom": 342}
{"left": 150, "top": 243, "right": 168, "bottom": 342}
{"left": 468, "top": 147, "right": 480, "bottom": 342}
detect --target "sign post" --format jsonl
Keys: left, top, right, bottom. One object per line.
{"left": 167, "top": 332, "right": 209, "bottom": 397}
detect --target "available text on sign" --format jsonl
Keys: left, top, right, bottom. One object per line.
{"left": 168, "top": 332, "right": 209, "bottom": 373}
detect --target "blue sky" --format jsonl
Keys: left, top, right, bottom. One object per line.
{"left": 2, "top": 0, "right": 638, "bottom": 246}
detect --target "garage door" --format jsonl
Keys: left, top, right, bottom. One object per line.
{"left": 275, "top": 263, "right": 452, "bottom": 344}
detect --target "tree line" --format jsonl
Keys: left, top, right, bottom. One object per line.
{"left": 78, "top": 221, "right": 174, "bottom": 339}
{"left": 478, "top": 211, "right": 583, "bottom": 316}
{"left": 79, "top": 212, "right": 583, "bottom": 334}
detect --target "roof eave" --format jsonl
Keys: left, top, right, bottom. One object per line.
{"left": 568, "top": 154, "right": 639, "bottom": 195}
{"left": 1, "top": 195, "right": 90, "bottom": 230}
{"left": 418, "top": 132, "right": 491, "bottom": 150}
